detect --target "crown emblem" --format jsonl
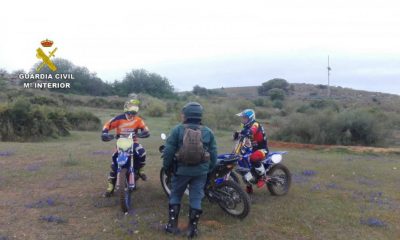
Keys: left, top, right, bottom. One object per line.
{"left": 41, "top": 39, "right": 53, "bottom": 47}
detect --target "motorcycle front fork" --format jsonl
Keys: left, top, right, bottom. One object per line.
{"left": 115, "top": 158, "right": 136, "bottom": 190}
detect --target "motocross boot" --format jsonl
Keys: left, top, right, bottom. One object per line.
{"left": 165, "top": 204, "right": 181, "bottom": 234}
{"left": 138, "top": 167, "right": 147, "bottom": 181}
{"left": 246, "top": 185, "right": 254, "bottom": 194}
{"left": 187, "top": 208, "right": 202, "bottom": 238}
{"left": 254, "top": 164, "right": 266, "bottom": 188}
{"left": 103, "top": 177, "right": 115, "bottom": 197}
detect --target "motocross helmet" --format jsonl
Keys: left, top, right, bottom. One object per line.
{"left": 124, "top": 99, "right": 140, "bottom": 118}
{"left": 236, "top": 109, "right": 256, "bottom": 126}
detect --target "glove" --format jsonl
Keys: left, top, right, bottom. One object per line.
{"left": 233, "top": 131, "right": 239, "bottom": 140}
{"left": 137, "top": 131, "right": 150, "bottom": 138}
{"left": 101, "top": 133, "right": 113, "bottom": 142}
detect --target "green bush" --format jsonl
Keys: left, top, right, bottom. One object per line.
{"left": 30, "top": 96, "right": 59, "bottom": 106}
{"left": 258, "top": 78, "right": 289, "bottom": 96}
{"left": 57, "top": 94, "right": 85, "bottom": 106}
{"left": 86, "top": 98, "right": 108, "bottom": 108}
{"left": 255, "top": 109, "right": 270, "bottom": 119}
{"left": 65, "top": 111, "right": 101, "bottom": 131}
{"left": 253, "top": 98, "right": 272, "bottom": 107}
{"left": 0, "top": 99, "right": 70, "bottom": 141}
{"left": 146, "top": 100, "right": 167, "bottom": 117}
{"left": 268, "top": 88, "right": 286, "bottom": 101}
{"left": 296, "top": 104, "right": 311, "bottom": 113}
{"left": 84, "top": 98, "right": 125, "bottom": 109}
{"left": 272, "top": 109, "right": 389, "bottom": 146}
{"left": 234, "top": 99, "right": 256, "bottom": 111}
{"left": 310, "top": 99, "right": 339, "bottom": 111}
{"left": 272, "top": 100, "right": 283, "bottom": 109}
{"left": 203, "top": 104, "right": 238, "bottom": 130}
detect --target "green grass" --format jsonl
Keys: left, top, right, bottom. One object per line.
{"left": 0, "top": 117, "right": 399, "bottom": 240}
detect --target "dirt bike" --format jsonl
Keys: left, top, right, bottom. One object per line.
{"left": 159, "top": 133, "right": 250, "bottom": 219}
{"left": 102, "top": 132, "right": 145, "bottom": 213}
{"left": 230, "top": 135, "right": 292, "bottom": 195}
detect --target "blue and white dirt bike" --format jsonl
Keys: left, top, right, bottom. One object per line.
{"left": 159, "top": 133, "right": 250, "bottom": 219}
{"left": 102, "top": 132, "right": 144, "bottom": 213}
{"left": 228, "top": 135, "right": 292, "bottom": 195}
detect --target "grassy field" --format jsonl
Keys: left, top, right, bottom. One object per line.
{"left": 1, "top": 112, "right": 399, "bottom": 240}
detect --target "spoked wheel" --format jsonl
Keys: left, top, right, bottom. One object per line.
{"left": 214, "top": 180, "right": 250, "bottom": 219}
{"left": 160, "top": 168, "right": 189, "bottom": 197}
{"left": 118, "top": 168, "right": 132, "bottom": 213}
{"left": 228, "top": 172, "right": 240, "bottom": 184}
{"left": 266, "top": 164, "right": 291, "bottom": 196}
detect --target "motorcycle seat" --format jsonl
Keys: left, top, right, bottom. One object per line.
{"left": 217, "top": 154, "right": 240, "bottom": 165}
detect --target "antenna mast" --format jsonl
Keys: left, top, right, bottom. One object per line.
{"left": 327, "top": 55, "right": 331, "bottom": 98}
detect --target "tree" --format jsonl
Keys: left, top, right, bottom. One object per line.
{"left": 192, "top": 85, "right": 209, "bottom": 96}
{"left": 0, "top": 68, "right": 7, "bottom": 88}
{"left": 113, "top": 69, "right": 175, "bottom": 98}
{"left": 268, "top": 88, "right": 286, "bottom": 101}
{"left": 258, "top": 78, "right": 289, "bottom": 96}
{"left": 29, "top": 58, "right": 112, "bottom": 96}
{"left": 0, "top": 68, "right": 7, "bottom": 78}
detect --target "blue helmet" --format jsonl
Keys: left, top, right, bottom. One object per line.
{"left": 236, "top": 109, "right": 256, "bottom": 125}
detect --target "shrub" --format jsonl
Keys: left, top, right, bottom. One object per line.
{"left": 86, "top": 98, "right": 108, "bottom": 108}
{"left": 84, "top": 98, "right": 124, "bottom": 109}
{"left": 309, "top": 99, "right": 339, "bottom": 111}
{"left": 0, "top": 99, "right": 71, "bottom": 141}
{"left": 253, "top": 98, "right": 265, "bottom": 107}
{"left": 146, "top": 100, "right": 167, "bottom": 117}
{"left": 272, "top": 100, "right": 283, "bottom": 109}
{"left": 334, "top": 109, "right": 387, "bottom": 146}
{"left": 202, "top": 104, "right": 238, "bottom": 130}
{"left": 57, "top": 95, "right": 85, "bottom": 106}
{"left": 234, "top": 99, "right": 256, "bottom": 110}
{"left": 65, "top": 111, "right": 101, "bottom": 131}
{"left": 267, "top": 88, "right": 286, "bottom": 101}
{"left": 30, "top": 96, "right": 59, "bottom": 106}
{"left": 255, "top": 109, "right": 270, "bottom": 119}
{"left": 258, "top": 78, "right": 289, "bottom": 96}
{"left": 272, "top": 109, "right": 389, "bottom": 146}
{"left": 296, "top": 104, "right": 311, "bottom": 113}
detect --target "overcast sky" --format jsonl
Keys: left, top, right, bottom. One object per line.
{"left": 1, "top": 0, "right": 399, "bottom": 94}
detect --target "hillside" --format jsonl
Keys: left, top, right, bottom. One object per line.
{"left": 1, "top": 83, "right": 399, "bottom": 239}
{"left": 220, "top": 83, "right": 400, "bottom": 112}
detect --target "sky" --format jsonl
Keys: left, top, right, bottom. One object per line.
{"left": 1, "top": 0, "right": 399, "bottom": 94}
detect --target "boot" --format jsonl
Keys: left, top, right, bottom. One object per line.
{"left": 165, "top": 204, "right": 180, "bottom": 234}
{"left": 103, "top": 177, "right": 115, "bottom": 197}
{"left": 246, "top": 185, "right": 253, "bottom": 194}
{"left": 187, "top": 208, "right": 202, "bottom": 238}
{"left": 138, "top": 167, "right": 147, "bottom": 181}
{"left": 254, "top": 164, "right": 266, "bottom": 188}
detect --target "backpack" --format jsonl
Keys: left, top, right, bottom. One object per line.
{"left": 176, "top": 124, "right": 210, "bottom": 166}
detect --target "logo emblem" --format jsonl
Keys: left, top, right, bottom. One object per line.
{"left": 36, "top": 39, "right": 58, "bottom": 72}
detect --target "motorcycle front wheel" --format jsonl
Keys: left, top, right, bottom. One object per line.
{"left": 118, "top": 168, "right": 132, "bottom": 213}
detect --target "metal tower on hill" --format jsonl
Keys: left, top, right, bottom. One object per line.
{"left": 327, "top": 55, "right": 332, "bottom": 98}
